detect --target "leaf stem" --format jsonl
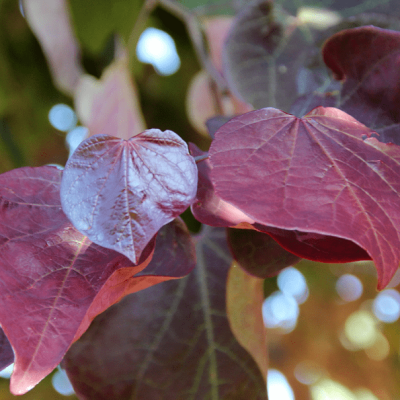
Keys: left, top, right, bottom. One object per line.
{"left": 194, "top": 153, "right": 209, "bottom": 163}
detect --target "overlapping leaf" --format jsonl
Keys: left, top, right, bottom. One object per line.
{"left": 222, "top": 0, "right": 323, "bottom": 111}
{"left": 226, "top": 263, "right": 268, "bottom": 381}
{"left": 0, "top": 166, "right": 195, "bottom": 395}
{"left": 74, "top": 56, "right": 146, "bottom": 140}
{"left": 209, "top": 106, "right": 400, "bottom": 289}
{"left": 61, "top": 131, "right": 198, "bottom": 264}
{"left": 23, "top": 0, "right": 83, "bottom": 95}
{"left": 322, "top": 26, "right": 400, "bottom": 144}
{"left": 63, "top": 227, "right": 267, "bottom": 400}
{"left": 227, "top": 228, "right": 301, "bottom": 278}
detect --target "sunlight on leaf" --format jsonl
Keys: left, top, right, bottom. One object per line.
{"left": 61, "top": 132, "right": 197, "bottom": 264}
{"left": 210, "top": 106, "right": 400, "bottom": 289}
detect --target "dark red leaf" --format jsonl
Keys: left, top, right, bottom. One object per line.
{"left": 0, "top": 328, "right": 13, "bottom": 372}
{"left": 189, "top": 143, "right": 254, "bottom": 228}
{"left": 63, "top": 227, "right": 267, "bottom": 400}
{"left": 227, "top": 228, "right": 301, "bottom": 278}
{"left": 210, "top": 107, "right": 400, "bottom": 289}
{"left": 61, "top": 131, "right": 198, "bottom": 264}
{"left": 320, "top": 26, "right": 400, "bottom": 144}
{"left": 222, "top": 0, "right": 322, "bottom": 111}
{"left": 0, "top": 166, "right": 196, "bottom": 395}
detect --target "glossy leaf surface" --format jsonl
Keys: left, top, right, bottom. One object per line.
{"left": 61, "top": 132, "right": 198, "bottom": 264}
{"left": 0, "top": 166, "right": 196, "bottom": 395}
{"left": 63, "top": 227, "right": 267, "bottom": 400}
{"left": 210, "top": 107, "right": 400, "bottom": 289}
{"left": 228, "top": 228, "right": 301, "bottom": 278}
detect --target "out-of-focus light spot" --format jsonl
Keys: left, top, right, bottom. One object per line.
{"left": 344, "top": 310, "right": 377, "bottom": 350}
{"left": 136, "top": 28, "right": 181, "bottom": 76}
{"left": 365, "top": 332, "right": 389, "bottom": 361}
{"left": 0, "top": 363, "right": 13, "bottom": 379}
{"left": 294, "top": 360, "right": 323, "bottom": 385}
{"left": 373, "top": 289, "right": 400, "bottom": 323}
{"left": 311, "top": 378, "right": 356, "bottom": 400}
{"left": 66, "top": 126, "right": 89, "bottom": 157}
{"left": 278, "top": 267, "right": 309, "bottom": 304}
{"left": 46, "top": 164, "right": 64, "bottom": 170}
{"left": 267, "top": 369, "right": 294, "bottom": 400}
{"left": 297, "top": 7, "right": 342, "bottom": 29}
{"left": 336, "top": 274, "right": 363, "bottom": 302}
{"left": 353, "top": 388, "right": 379, "bottom": 400}
{"left": 262, "top": 291, "right": 299, "bottom": 332}
{"left": 49, "top": 104, "right": 77, "bottom": 132}
{"left": 52, "top": 368, "right": 75, "bottom": 396}
{"left": 19, "top": 0, "right": 25, "bottom": 17}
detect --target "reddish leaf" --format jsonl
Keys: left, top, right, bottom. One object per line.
{"left": 24, "top": 0, "right": 83, "bottom": 95}
{"left": 0, "top": 166, "right": 196, "bottom": 395}
{"left": 0, "top": 328, "right": 13, "bottom": 372}
{"left": 227, "top": 228, "right": 301, "bottom": 278}
{"left": 74, "top": 56, "right": 146, "bottom": 140}
{"left": 210, "top": 107, "right": 400, "bottom": 289}
{"left": 189, "top": 143, "right": 254, "bottom": 228}
{"left": 63, "top": 227, "right": 267, "bottom": 400}
{"left": 61, "top": 132, "right": 198, "bottom": 264}
{"left": 298, "top": 26, "right": 400, "bottom": 144}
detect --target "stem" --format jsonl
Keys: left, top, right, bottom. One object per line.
{"left": 194, "top": 153, "right": 209, "bottom": 163}
{"left": 159, "top": 0, "right": 228, "bottom": 91}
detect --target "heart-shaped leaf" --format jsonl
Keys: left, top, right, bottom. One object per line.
{"left": 63, "top": 227, "right": 267, "bottom": 400}
{"left": 0, "top": 166, "right": 196, "bottom": 395}
{"left": 210, "top": 107, "right": 400, "bottom": 289}
{"left": 61, "top": 131, "right": 198, "bottom": 264}
{"left": 222, "top": 0, "right": 322, "bottom": 111}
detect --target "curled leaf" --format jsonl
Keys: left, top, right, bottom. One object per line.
{"left": 210, "top": 106, "right": 400, "bottom": 289}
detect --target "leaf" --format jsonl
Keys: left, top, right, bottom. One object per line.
{"left": 0, "top": 327, "right": 13, "bottom": 372}
{"left": 23, "top": 0, "right": 83, "bottom": 95}
{"left": 74, "top": 56, "right": 146, "bottom": 140}
{"left": 321, "top": 26, "right": 400, "bottom": 144}
{"left": 63, "top": 227, "right": 267, "bottom": 400}
{"left": 61, "top": 132, "right": 198, "bottom": 264}
{"left": 226, "top": 263, "right": 268, "bottom": 381}
{"left": 222, "top": 0, "right": 318, "bottom": 110}
{"left": 209, "top": 106, "right": 400, "bottom": 289}
{"left": 68, "top": 0, "right": 143, "bottom": 54}
{"left": 189, "top": 143, "right": 255, "bottom": 228}
{"left": 227, "top": 228, "right": 301, "bottom": 278}
{"left": 0, "top": 166, "right": 196, "bottom": 394}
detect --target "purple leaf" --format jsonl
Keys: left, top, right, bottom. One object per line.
{"left": 222, "top": 0, "right": 320, "bottom": 110}
{"left": 209, "top": 107, "right": 400, "bottom": 289}
{"left": 63, "top": 227, "right": 267, "bottom": 400}
{"left": 61, "top": 131, "right": 198, "bottom": 264}
{"left": 0, "top": 166, "right": 196, "bottom": 395}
